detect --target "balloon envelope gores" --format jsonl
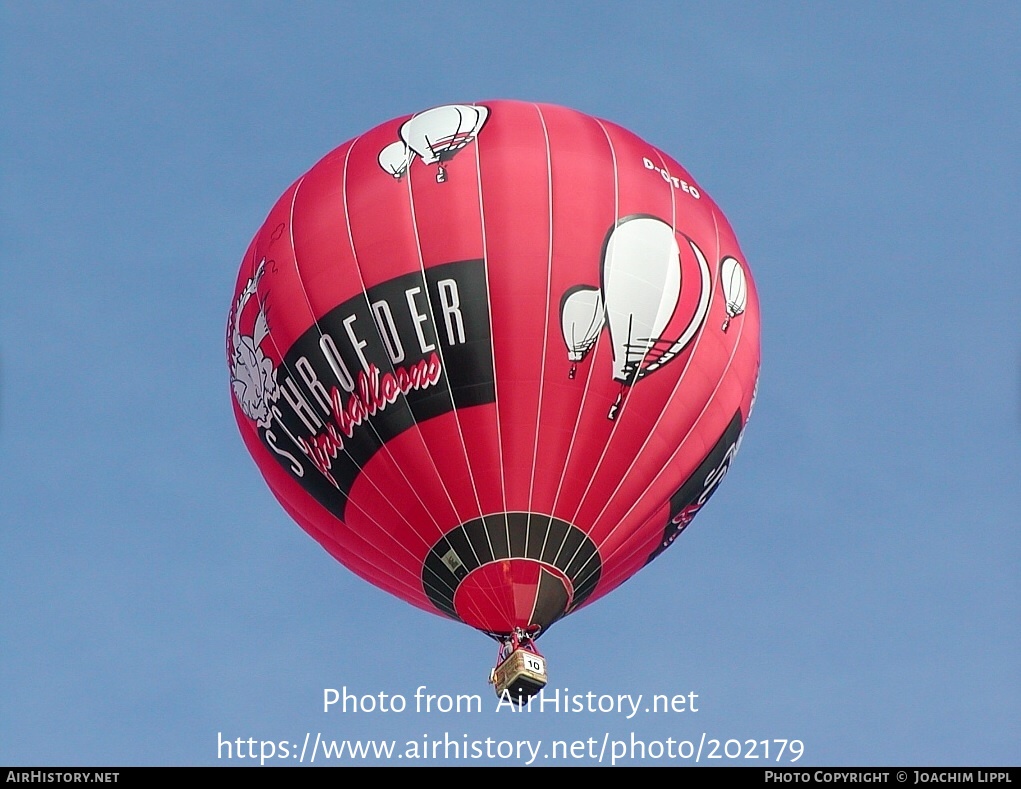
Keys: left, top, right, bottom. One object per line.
{"left": 228, "top": 100, "right": 760, "bottom": 650}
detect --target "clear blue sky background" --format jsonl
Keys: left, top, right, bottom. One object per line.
{"left": 2, "top": 1, "right": 1018, "bottom": 767}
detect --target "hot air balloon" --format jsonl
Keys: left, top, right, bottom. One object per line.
{"left": 228, "top": 101, "right": 760, "bottom": 700}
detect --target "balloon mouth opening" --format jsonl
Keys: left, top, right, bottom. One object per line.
{"left": 421, "top": 513, "right": 602, "bottom": 632}
{"left": 453, "top": 559, "right": 573, "bottom": 635}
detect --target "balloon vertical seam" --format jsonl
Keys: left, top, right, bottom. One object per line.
{"left": 524, "top": 103, "right": 557, "bottom": 551}
{"left": 472, "top": 101, "right": 513, "bottom": 563}
{"left": 547, "top": 118, "right": 625, "bottom": 572}
{"left": 540, "top": 112, "right": 618, "bottom": 564}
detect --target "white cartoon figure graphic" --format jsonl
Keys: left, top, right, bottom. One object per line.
{"left": 560, "top": 286, "right": 605, "bottom": 378}
{"left": 229, "top": 258, "right": 279, "bottom": 428}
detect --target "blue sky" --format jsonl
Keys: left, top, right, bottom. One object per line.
{"left": 2, "top": 1, "right": 1018, "bottom": 766}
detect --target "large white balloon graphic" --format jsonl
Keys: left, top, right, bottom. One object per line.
{"left": 399, "top": 104, "right": 489, "bottom": 182}
{"left": 602, "top": 216, "right": 681, "bottom": 382}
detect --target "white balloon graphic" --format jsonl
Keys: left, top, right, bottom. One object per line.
{"left": 720, "top": 256, "right": 747, "bottom": 331}
{"left": 560, "top": 286, "right": 605, "bottom": 378}
{"left": 377, "top": 141, "right": 414, "bottom": 180}
{"left": 399, "top": 104, "right": 489, "bottom": 182}
{"left": 640, "top": 237, "right": 711, "bottom": 375}
{"left": 601, "top": 215, "right": 681, "bottom": 418}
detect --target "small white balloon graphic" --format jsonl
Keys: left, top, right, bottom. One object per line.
{"left": 377, "top": 141, "right": 414, "bottom": 180}
{"left": 560, "top": 286, "right": 605, "bottom": 378}
{"left": 720, "top": 256, "right": 747, "bottom": 331}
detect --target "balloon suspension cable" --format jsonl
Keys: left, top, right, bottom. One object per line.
{"left": 569, "top": 362, "right": 577, "bottom": 379}
{"left": 722, "top": 316, "right": 731, "bottom": 332}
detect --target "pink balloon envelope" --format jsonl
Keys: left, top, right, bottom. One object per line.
{"left": 228, "top": 100, "right": 760, "bottom": 642}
